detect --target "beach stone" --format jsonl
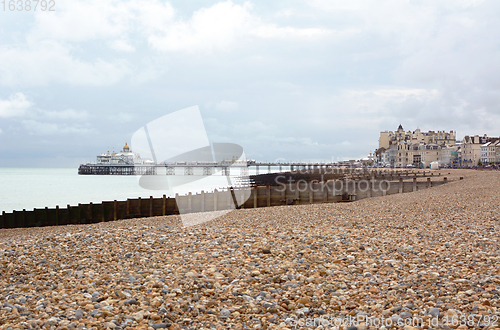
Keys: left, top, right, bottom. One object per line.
{"left": 124, "top": 298, "right": 138, "bottom": 305}
{"left": 297, "top": 297, "right": 311, "bottom": 305}
{"left": 400, "top": 311, "right": 412, "bottom": 319}
{"left": 220, "top": 308, "right": 231, "bottom": 319}
{"left": 74, "top": 309, "right": 84, "bottom": 319}
{"left": 0, "top": 170, "right": 497, "bottom": 329}
{"left": 429, "top": 307, "right": 440, "bottom": 317}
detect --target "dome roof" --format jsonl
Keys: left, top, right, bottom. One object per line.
{"left": 123, "top": 142, "right": 130, "bottom": 150}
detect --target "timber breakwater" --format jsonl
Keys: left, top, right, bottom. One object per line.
{"left": 0, "top": 169, "right": 451, "bottom": 229}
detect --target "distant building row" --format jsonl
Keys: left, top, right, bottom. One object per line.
{"left": 375, "top": 125, "right": 499, "bottom": 167}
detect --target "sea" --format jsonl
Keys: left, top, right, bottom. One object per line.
{"left": 0, "top": 167, "right": 284, "bottom": 213}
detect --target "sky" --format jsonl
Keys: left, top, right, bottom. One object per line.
{"left": 0, "top": 0, "right": 499, "bottom": 167}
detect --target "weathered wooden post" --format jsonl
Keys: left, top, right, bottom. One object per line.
{"left": 162, "top": 195, "right": 166, "bottom": 215}
{"left": 188, "top": 192, "right": 192, "bottom": 213}
{"left": 281, "top": 184, "right": 286, "bottom": 204}
{"left": 101, "top": 203, "right": 105, "bottom": 222}
{"left": 78, "top": 203, "right": 82, "bottom": 224}
{"left": 444, "top": 177, "right": 447, "bottom": 184}
{"left": 55, "top": 205, "right": 59, "bottom": 226}
{"left": 175, "top": 193, "right": 180, "bottom": 213}
{"left": 266, "top": 184, "right": 271, "bottom": 207}
{"left": 227, "top": 188, "right": 232, "bottom": 209}
{"left": 399, "top": 178, "right": 403, "bottom": 194}
{"left": 413, "top": 178, "right": 417, "bottom": 192}
{"left": 90, "top": 202, "right": 93, "bottom": 223}
{"left": 1, "top": 211, "right": 5, "bottom": 228}
{"left": 138, "top": 197, "right": 142, "bottom": 217}
{"left": 323, "top": 181, "right": 328, "bottom": 203}
{"left": 214, "top": 189, "right": 218, "bottom": 211}
{"left": 239, "top": 188, "right": 245, "bottom": 209}
{"left": 125, "top": 199, "right": 129, "bottom": 218}
{"left": 427, "top": 177, "right": 431, "bottom": 188}
{"left": 309, "top": 181, "right": 314, "bottom": 204}
{"left": 296, "top": 181, "right": 300, "bottom": 203}
{"left": 201, "top": 190, "right": 205, "bottom": 212}
{"left": 352, "top": 179, "right": 356, "bottom": 200}
{"left": 149, "top": 196, "right": 153, "bottom": 217}
{"left": 253, "top": 186, "right": 257, "bottom": 208}
{"left": 44, "top": 207, "right": 48, "bottom": 227}
{"left": 67, "top": 204, "right": 72, "bottom": 224}
{"left": 114, "top": 200, "right": 117, "bottom": 220}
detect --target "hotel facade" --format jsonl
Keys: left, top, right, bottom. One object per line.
{"left": 376, "top": 127, "right": 499, "bottom": 167}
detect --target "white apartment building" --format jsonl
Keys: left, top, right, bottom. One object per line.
{"left": 462, "top": 135, "right": 492, "bottom": 166}
{"left": 496, "top": 141, "right": 500, "bottom": 164}
{"left": 377, "top": 125, "right": 457, "bottom": 167}
{"left": 481, "top": 139, "right": 500, "bottom": 164}
{"left": 379, "top": 125, "right": 456, "bottom": 149}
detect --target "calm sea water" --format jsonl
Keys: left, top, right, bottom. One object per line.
{"left": 0, "top": 167, "right": 282, "bottom": 213}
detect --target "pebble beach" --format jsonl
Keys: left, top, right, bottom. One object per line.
{"left": 1, "top": 169, "right": 499, "bottom": 330}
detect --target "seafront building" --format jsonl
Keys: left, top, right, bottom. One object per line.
{"left": 376, "top": 125, "right": 458, "bottom": 167}
{"left": 480, "top": 139, "right": 500, "bottom": 165}
{"left": 376, "top": 127, "right": 499, "bottom": 167}
{"left": 462, "top": 135, "right": 500, "bottom": 166}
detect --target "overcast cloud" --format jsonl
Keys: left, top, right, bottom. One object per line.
{"left": 0, "top": 0, "right": 499, "bottom": 166}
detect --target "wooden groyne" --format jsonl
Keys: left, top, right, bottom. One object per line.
{"left": 0, "top": 173, "right": 450, "bottom": 229}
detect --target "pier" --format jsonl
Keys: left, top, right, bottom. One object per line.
{"left": 78, "top": 161, "right": 344, "bottom": 175}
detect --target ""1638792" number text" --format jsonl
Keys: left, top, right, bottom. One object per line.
{"left": 1, "top": 0, "right": 55, "bottom": 11}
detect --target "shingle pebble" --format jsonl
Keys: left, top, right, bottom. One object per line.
{"left": 0, "top": 169, "right": 499, "bottom": 329}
